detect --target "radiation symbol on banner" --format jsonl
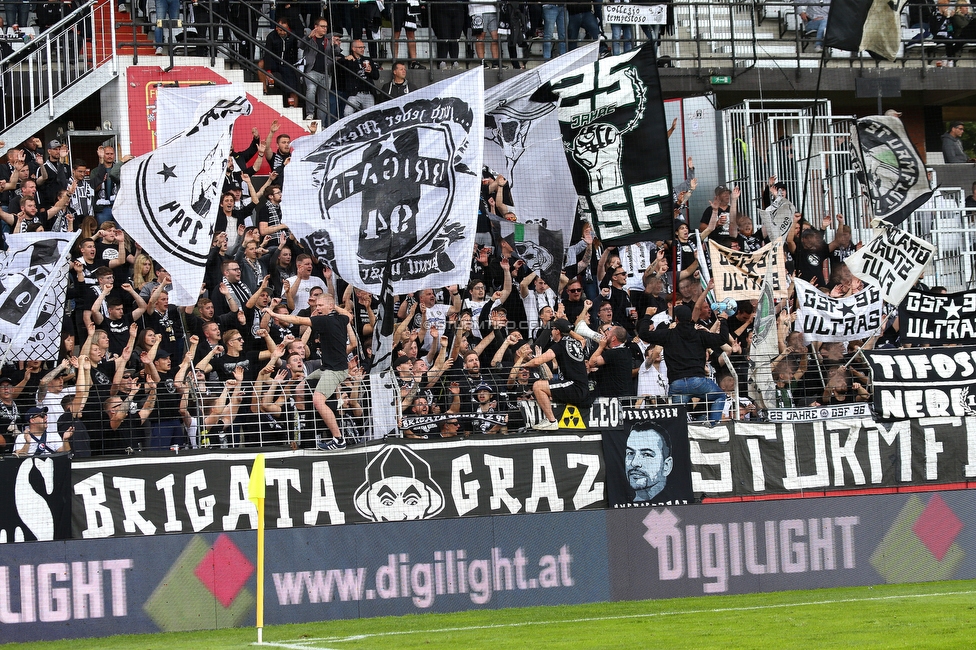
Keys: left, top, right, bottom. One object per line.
{"left": 559, "top": 405, "right": 586, "bottom": 429}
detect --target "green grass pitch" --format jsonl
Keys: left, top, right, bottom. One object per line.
{"left": 6, "top": 580, "right": 976, "bottom": 649}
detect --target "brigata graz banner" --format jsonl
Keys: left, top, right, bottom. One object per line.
{"left": 899, "top": 288, "right": 976, "bottom": 345}
{"left": 0, "top": 454, "right": 72, "bottom": 544}
{"left": 688, "top": 417, "right": 976, "bottom": 497}
{"left": 70, "top": 435, "right": 606, "bottom": 539}
{"left": 865, "top": 347, "right": 976, "bottom": 419}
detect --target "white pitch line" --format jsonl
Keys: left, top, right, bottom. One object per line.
{"left": 252, "top": 642, "right": 339, "bottom": 650}
{"left": 278, "top": 589, "right": 976, "bottom": 645}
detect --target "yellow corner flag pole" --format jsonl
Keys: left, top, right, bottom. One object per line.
{"left": 248, "top": 454, "right": 266, "bottom": 644}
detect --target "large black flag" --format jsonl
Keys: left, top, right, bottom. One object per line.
{"left": 824, "top": 0, "right": 906, "bottom": 60}
{"left": 541, "top": 44, "right": 673, "bottom": 246}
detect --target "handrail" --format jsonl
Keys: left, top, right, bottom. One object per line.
{"left": 0, "top": 0, "right": 117, "bottom": 138}
{"left": 0, "top": 0, "right": 97, "bottom": 67}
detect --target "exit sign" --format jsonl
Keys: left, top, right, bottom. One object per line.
{"left": 710, "top": 75, "right": 732, "bottom": 84}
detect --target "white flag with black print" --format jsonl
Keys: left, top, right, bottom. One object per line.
{"left": 483, "top": 43, "right": 599, "bottom": 249}
{"left": 845, "top": 225, "right": 935, "bottom": 305}
{"left": 748, "top": 266, "right": 779, "bottom": 410}
{"left": 114, "top": 87, "right": 252, "bottom": 305}
{"left": 850, "top": 115, "right": 933, "bottom": 227}
{"left": 283, "top": 69, "right": 485, "bottom": 295}
{"left": 794, "top": 278, "right": 883, "bottom": 343}
{"left": 0, "top": 232, "right": 78, "bottom": 361}
{"left": 760, "top": 199, "right": 796, "bottom": 243}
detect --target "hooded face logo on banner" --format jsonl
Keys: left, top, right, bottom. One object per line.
{"left": 354, "top": 445, "right": 446, "bottom": 521}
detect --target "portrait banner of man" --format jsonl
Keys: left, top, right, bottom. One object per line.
{"left": 601, "top": 409, "right": 694, "bottom": 507}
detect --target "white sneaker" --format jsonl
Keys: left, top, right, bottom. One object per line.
{"left": 533, "top": 419, "right": 559, "bottom": 431}
{"left": 155, "top": 47, "right": 162, "bottom": 55}
{"left": 438, "top": 61, "right": 447, "bottom": 69}
{"left": 451, "top": 61, "right": 460, "bottom": 69}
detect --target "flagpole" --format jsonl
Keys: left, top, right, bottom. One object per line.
{"left": 248, "top": 454, "right": 267, "bottom": 644}
{"left": 256, "top": 496, "right": 265, "bottom": 644}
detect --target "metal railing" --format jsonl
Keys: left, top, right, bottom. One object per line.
{"left": 0, "top": 0, "right": 116, "bottom": 134}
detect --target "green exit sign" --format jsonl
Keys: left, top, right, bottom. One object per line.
{"left": 710, "top": 75, "right": 732, "bottom": 85}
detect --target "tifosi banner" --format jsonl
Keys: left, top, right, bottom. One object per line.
{"left": 600, "top": 406, "right": 693, "bottom": 507}
{"left": 708, "top": 240, "right": 788, "bottom": 301}
{"left": 688, "top": 417, "right": 976, "bottom": 497}
{"left": 845, "top": 227, "right": 935, "bottom": 305}
{"left": 71, "top": 436, "right": 606, "bottom": 539}
{"left": 0, "top": 454, "right": 72, "bottom": 543}
{"left": 865, "top": 348, "right": 976, "bottom": 419}
{"left": 794, "top": 278, "right": 883, "bottom": 342}
{"left": 545, "top": 44, "right": 673, "bottom": 245}
{"left": 899, "top": 288, "right": 976, "bottom": 345}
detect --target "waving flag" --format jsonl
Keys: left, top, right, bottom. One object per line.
{"left": 543, "top": 43, "right": 673, "bottom": 246}
{"left": 283, "top": 69, "right": 484, "bottom": 295}
{"left": 748, "top": 267, "right": 779, "bottom": 410}
{"left": 0, "top": 232, "right": 78, "bottom": 362}
{"left": 114, "top": 87, "right": 252, "bottom": 305}
{"left": 850, "top": 115, "right": 933, "bottom": 227}
{"left": 484, "top": 43, "right": 599, "bottom": 252}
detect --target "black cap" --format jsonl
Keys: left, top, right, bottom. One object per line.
{"left": 475, "top": 382, "right": 493, "bottom": 394}
{"left": 26, "top": 406, "right": 49, "bottom": 419}
{"left": 950, "top": 120, "right": 965, "bottom": 129}
{"left": 0, "top": 377, "right": 13, "bottom": 385}
{"left": 47, "top": 139, "right": 61, "bottom": 149}
{"left": 674, "top": 305, "right": 694, "bottom": 323}
{"left": 155, "top": 348, "right": 171, "bottom": 359}
{"left": 553, "top": 318, "right": 572, "bottom": 334}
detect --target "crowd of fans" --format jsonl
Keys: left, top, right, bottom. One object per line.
{"left": 0, "top": 115, "right": 896, "bottom": 461}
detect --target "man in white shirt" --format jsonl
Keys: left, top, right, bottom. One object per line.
{"left": 286, "top": 254, "right": 328, "bottom": 315}
{"left": 14, "top": 407, "right": 72, "bottom": 456}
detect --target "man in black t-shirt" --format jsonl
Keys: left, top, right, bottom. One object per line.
{"left": 523, "top": 319, "right": 590, "bottom": 430}
{"left": 267, "top": 293, "right": 357, "bottom": 449}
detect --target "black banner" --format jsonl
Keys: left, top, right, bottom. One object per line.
{"left": 543, "top": 44, "right": 673, "bottom": 246}
{"left": 865, "top": 348, "right": 976, "bottom": 420}
{"left": 601, "top": 406, "right": 693, "bottom": 507}
{"left": 0, "top": 454, "right": 72, "bottom": 543}
{"left": 689, "top": 418, "right": 976, "bottom": 497}
{"left": 899, "top": 289, "right": 976, "bottom": 345}
{"left": 70, "top": 435, "right": 606, "bottom": 538}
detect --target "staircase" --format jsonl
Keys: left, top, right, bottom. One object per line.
{"left": 0, "top": 0, "right": 119, "bottom": 147}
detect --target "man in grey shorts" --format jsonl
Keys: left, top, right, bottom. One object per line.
{"left": 266, "top": 292, "right": 357, "bottom": 449}
{"left": 469, "top": 2, "right": 500, "bottom": 66}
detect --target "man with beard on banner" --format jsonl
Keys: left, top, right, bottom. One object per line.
{"left": 845, "top": 226, "right": 935, "bottom": 305}
{"left": 537, "top": 43, "right": 673, "bottom": 246}
{"left": 0, "top": 232, "right": 78, "bottom": 364}
{"left": 600, "top": 410, "right": 693, "bottom": 507}
{"left": 850, "top": 115, "right": 933, "bottom": 227}
{"left": 114, "top": 88, "right": 252, "bottom": 306}
{"left": 483, "top": 43, "right": 600, "bottom": 256}
{"left": 282, "top": 69, "right": 485, "bottom": 296}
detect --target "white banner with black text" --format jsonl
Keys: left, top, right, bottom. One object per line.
{"left": 844, "top": 226, "right": 935, "bottom": 306}
{"left": 794, "top": 278, "right": 883, "bottom": 343}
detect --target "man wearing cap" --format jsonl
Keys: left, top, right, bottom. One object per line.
{"left": 523, "top": 319, "right": 590, "bottom": 431}
{"left": 37, "top": 140, "right": 71, "bottom": 208}
{"left": 942, "top": 121, "right": 972, "bottom": 164}
{"left": 13, "top": 407, "right": 72, "bottom": 456}
{"left": 639, "top": 305, "right": 734, "bottom": 424}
